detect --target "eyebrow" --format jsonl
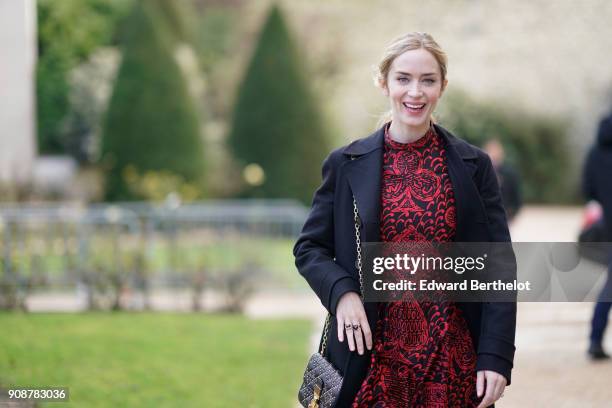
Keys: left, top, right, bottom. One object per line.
{"left": 395, "top": 71, "right": 438, "bottom": 77}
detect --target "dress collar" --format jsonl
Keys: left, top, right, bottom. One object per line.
{"left": 384, "top": 122, "right": 436, "bottom": 150}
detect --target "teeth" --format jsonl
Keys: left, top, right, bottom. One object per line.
{"left": 404, "top": 103, "right": 425, "bottom": 109}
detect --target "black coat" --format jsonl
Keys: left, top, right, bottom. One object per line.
{"left": 584, "top": 112, "right": 612, "bottom": 238}
{"left": 294, "top": 123, "right": 516, "bottom": 407}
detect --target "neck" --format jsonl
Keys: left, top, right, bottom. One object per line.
{"left": 388, "top": 120, "right": 430, "bottom": 144}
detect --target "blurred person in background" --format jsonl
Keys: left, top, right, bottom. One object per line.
{"left": 584, "top": 109, "right": 612, "bottom": 360}
{"left": 483, "top": 138, "right": 522, "bottom": 223}
{"left": 295, "top": 32, "right": 515, "bottom": 408}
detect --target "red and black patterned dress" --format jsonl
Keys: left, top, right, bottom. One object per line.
{"left": 352, "top": 124, "right": 479, "bottom": 408}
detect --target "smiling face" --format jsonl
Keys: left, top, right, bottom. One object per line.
{"left": 382, "top": 48, "right": 447, "bottom": 139}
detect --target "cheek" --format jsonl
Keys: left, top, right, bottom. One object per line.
{"left": 388, "top": 86, "right": 405, "bottom": 100}
{"left": 426, "top": 89, "right": 442, "bottom": 105}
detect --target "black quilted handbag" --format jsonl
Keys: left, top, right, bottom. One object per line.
{"left": 298, "top": 197, "right": 363, "bottom": 408}
{"left": 297, "top": 315, "right": 344, "bottom": 408}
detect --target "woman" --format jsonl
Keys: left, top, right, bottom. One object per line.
{"left": 294, "top": 32, "right": 516, "bottom": 407}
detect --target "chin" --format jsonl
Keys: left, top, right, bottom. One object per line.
{"left": 399, "top": 117, "right": 429, "bottom": 129}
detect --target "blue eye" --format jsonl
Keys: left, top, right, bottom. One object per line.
{"left": 423, "top": 78, "right": 435, "bottom": 84}
{"left": 397, "top": 77, "right": 409, "bottom": 83}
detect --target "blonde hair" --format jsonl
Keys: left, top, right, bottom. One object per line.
{"left": 375, "top": 32, "right": 448, "bottom": 126}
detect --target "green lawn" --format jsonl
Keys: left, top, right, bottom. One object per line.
{"left": 0, "top": 313, "right": 311, "bottom": 407}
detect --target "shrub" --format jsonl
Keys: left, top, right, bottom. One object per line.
{"left": 100, "top": 0, "right": 205, "bottom": 201}
{"left": 227, "top": 5, "right": 331, "bottom": 204}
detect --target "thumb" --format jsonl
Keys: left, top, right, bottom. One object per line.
{"left": 476, "top": 371, "right": 485, "bottom": 397}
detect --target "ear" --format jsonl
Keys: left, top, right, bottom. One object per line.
{"left": 381, "top": 79, "right": 390, "bottom": 97}
{"left": 440, "top": 79, "right": 449, "bottom": 95}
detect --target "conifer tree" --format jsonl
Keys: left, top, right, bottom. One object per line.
{"left": 101, "top": 0, "right": 204, "bottom": 201}
{"left": 228, "top": 5, "right": 331, "bottom": 204}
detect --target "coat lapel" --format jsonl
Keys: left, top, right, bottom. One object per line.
{"left": 443, "top": 135, "right": 472, "bottom": 241}
{"left": 342, "top": 128, "right": 385, "bottom": 243}
{"left": 434, "top": 123, "right": 485, "bottom": 242}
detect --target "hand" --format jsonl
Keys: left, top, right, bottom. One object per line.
{"left": 335, "top": 292, "right": 372, "bottom": 355}
{"left": 476, "top": 370, "right": 507, "bottom": 408}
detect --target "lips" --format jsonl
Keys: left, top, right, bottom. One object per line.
{"left": 402, "top": 102, "right": 426, "bottom": 113}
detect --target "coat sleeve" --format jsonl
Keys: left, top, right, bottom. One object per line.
{"left": 474, "top": 151, "right": 517, "bottom": 385}
{"left": 293, "top": 150, "right": 361, "bottom": 315}
{"left": 582, "top": 148, "right": 597, "bottom": 201}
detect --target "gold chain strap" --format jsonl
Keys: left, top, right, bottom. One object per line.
{"left": 320, "top": 196, "right": 363, "bottom": 356}
{"left": 320, "top": 314, "right": 330, "bottom": 356}
{"left": 353, "top": 196, "right": 364, "bottom": 296}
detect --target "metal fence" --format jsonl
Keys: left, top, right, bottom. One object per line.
{"left": 0, "top": 199, "right": 308, "bottom": 311}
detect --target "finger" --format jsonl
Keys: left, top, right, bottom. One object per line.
{"left": 493, "top": 377, "right": 506, "bottom": 402}
{"left": 480, "top": 372, "right": 496, "bottom": 408}
{"left": 360, "top": 318, "right": 373, "bottom": 350}
{"left": 476, "top": 371, "right": 484, "bottom": 397}
{"left": 337, "top": 317, "right": 344, "bottom": 343}
{"left": 476, "top": 371, "right": 490, "bottom": 408}
{"left": 345, "top": 324, "right": 356, "bottom": 351}
{"left": 476, "top": 396, "right": 493, "bottom": 408}
{"left": 352, "top": 322, "right": 364, "bottom": 355}
{"left": 477, "top": 390, "right": 494, "bottom": 408}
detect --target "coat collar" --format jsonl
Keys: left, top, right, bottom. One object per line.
{"left": 342, "top": 122, "right": 479, "bottom": 160}
{"left": 341, "top": 122, "right": 483, "bottom": 243}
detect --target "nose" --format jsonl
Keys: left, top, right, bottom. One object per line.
{"left": 408, "top": 82, "right": 423, "bottom": 97}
